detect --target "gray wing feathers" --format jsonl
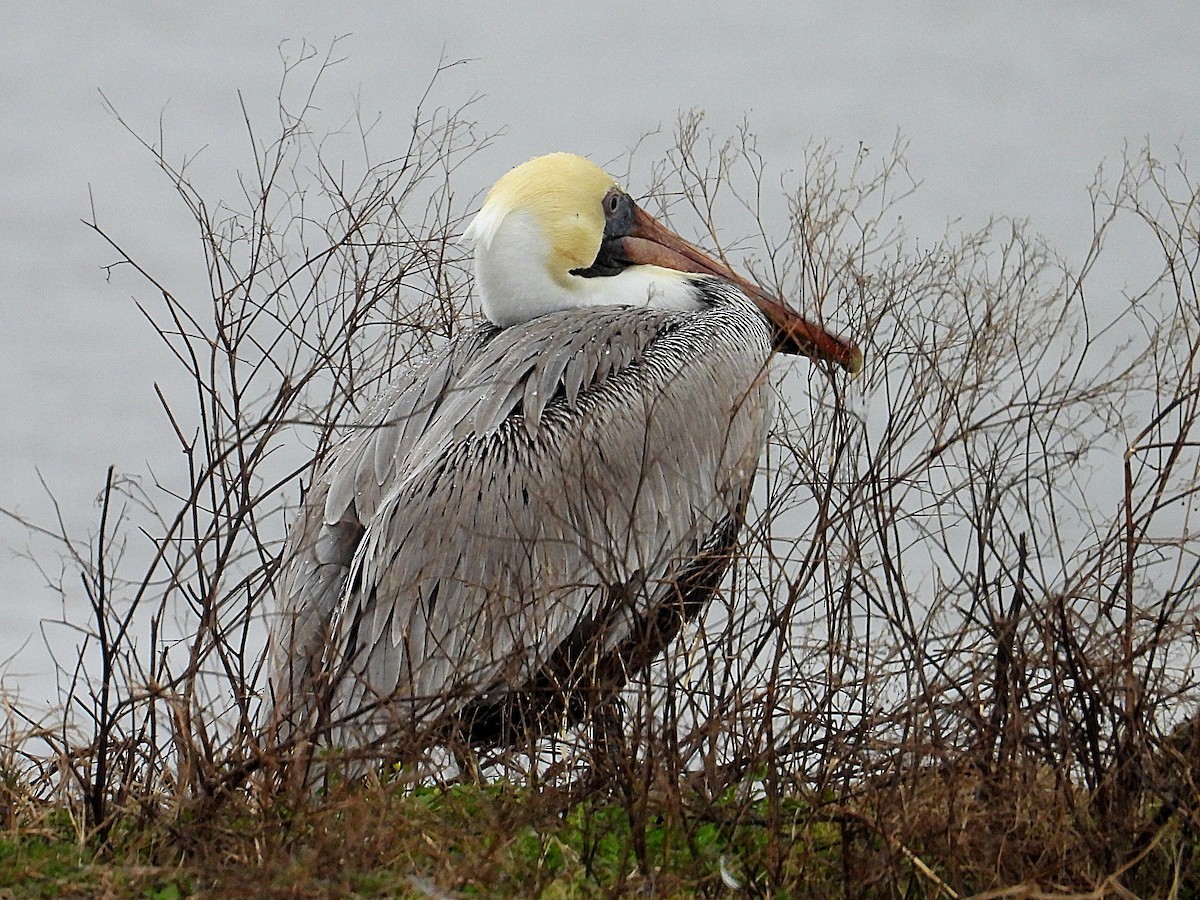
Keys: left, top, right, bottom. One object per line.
{"left": 270, "top": 326, "right": 498, "bottom": 724}
{"left": 322, "top": 331, "right": 493, "bottom": 530}
{"left": 272, "top": 299, "right": 774, "bottom": 748}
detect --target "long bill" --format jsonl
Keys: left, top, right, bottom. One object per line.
{"left": 620, "top": 206, "right": 864, "bottom": 374}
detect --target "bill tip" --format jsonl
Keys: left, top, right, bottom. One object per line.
{"left": 846, "top": 346, "right": 865, "bottom": 376}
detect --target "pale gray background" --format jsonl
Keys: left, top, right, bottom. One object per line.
{"left": 2, "top": 2, "right": 1195, "bottom": 707}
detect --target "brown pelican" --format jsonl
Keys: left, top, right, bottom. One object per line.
{"left": 269, "top": 152, "right": 861, "bottom": 761}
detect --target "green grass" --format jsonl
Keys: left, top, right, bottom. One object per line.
{"left": 3, "top": 772, "right": 1197, "bottom": 897}
{"left": 0, "top": 781, "right": 853, "bottom": 898}
{"left": 0, "top": 829, "right": 191, "bottom": 899}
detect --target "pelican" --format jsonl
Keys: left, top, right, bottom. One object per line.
{"left": 269, "top": 152, "right": 861, "bottom": 761}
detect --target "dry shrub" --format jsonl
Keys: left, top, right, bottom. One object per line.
{"left": 3, "top": 43, "right": 1199, "bottom": 897}
{"left": 3, "top": 41, "right": 493, "bottom": 832}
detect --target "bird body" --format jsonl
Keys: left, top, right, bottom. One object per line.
{"left": 268, "top": 153, "right": 860, "bottom": 758}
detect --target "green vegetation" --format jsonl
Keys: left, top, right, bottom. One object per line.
{"left": 4, "top": 771, "right": 1198, "bottom": 897}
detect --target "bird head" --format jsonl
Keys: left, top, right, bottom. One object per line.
{"left": 465, "top": 152, "right": 862, "bottom": 374}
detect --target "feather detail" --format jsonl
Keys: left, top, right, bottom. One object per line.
{"left": 270, "top": 287, "right": 775, "bottom": 754}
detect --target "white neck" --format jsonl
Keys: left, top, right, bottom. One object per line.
{"left": 474, "top": 209, "right": 703, "bottom": 327}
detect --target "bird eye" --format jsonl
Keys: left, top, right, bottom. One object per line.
{"left": 605, "top": 191, "right": 621, "bottom": 214}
